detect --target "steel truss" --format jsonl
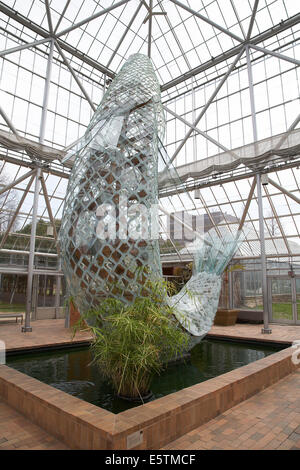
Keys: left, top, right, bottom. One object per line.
{"left": 0, "top": 1, "right": 299, "bottom": 334}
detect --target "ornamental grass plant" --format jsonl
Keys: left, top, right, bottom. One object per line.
{"left": 74, "top": 275, "right": 189, "bottom": 400}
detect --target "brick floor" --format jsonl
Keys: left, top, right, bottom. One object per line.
{"left": 0, "top": 399, "right": 68, "bottom": 450}
{"left": 208, "top": 323, "right": 300, "bottom": 345}
{"left": 1, "top": 320, "right": 299, "bottom": 355}
{"left": 162, "top": 370, "right": 300, "bottom": 450}
{"left": 0, "top": 319, "right": 93, "bottom": 353}
{"left": 1, "top": 320, "right": 299, "bottom": 450}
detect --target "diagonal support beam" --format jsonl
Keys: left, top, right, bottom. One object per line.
{"left": 274, "top": 114, "right": 300, "bottom": 150}
{"left": 230, "top": 0, "right": 247, "bottom": 40}
{"left": 0, "top": 105, "right": 19, "bottom": 136}
{"left": 106, "top": 1, "right": 143, "bottom": 68}
{"left": 246, "top": 0, "right": 259, "bottom": 40}
{"left": 163, "top": 104, "right": 239, "bottom": 158}
{"left": 56, "top": 0, "right": 132, "bottom": 38}
{"left": 238, "top": 177, "right": 256, "bottom": 231}
{"left": 40, "top": 172, "right": 60, "bottom": 255}
{"left": 161, "top": 13, "right": 300, "bottom": 91}
{"left": 167, "top": 47, "right": 245, "bottom": 168}
{"left": 140, "top": 0, "right": 150, "bottom": 11}
{"left": 0, "top": 37, "right": 51, "bottom": 58}
{"left": 263, "top": 184, "right": 291, "bottom": 255}
{"left": 249, "top": 43, "right": 300, "bottom": 67}
{"left": 268, "top": 177, "right": 300, "bottom": 205}
{"left": 0, "top": 169, "right": 36, "bottom": 196}
{"left": 45, "top": 0, "right": 53, "bottom": 34}
{"left": 193, "top": 190, "right": 222, "bottom": 239}
{"left": 55, "top": 41, "right": 96, "bottom": 112}
{"left": 54, "top": 0, "right": 72, "bottom": 34}
{"left": 0, "top": 173, "right": 36, "bottom": 249}
{"left": 0, "top": 2, "right": 116, "bottom": 79}
{"left": 169, "top": 0, "right": 244, "bottom": 43}
{"left": 158, "top": 0, "right": 191, "bottom": 70}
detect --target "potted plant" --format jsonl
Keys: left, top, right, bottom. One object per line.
{"left": 74, "top": 276, "right": 189, "bottom": 401}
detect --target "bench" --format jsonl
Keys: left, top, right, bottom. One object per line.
{"left": 0, "top": 313, "right": 23, "bottom": 324}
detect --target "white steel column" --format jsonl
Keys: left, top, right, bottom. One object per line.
{"left": 39, "top": 39, "right": 54, "bottom": 143}
{"left": 246, "top": 45, "right": 271, "bottom": 334}
{"left": 22, "top": 168, "right": 41, "bottom": 332}
{"left": 22, "top": 40, "right": 54, "bottom": 332}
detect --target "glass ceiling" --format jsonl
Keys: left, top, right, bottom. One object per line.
{"left": 0, "top": 0, "right": 299, "bottom": 262}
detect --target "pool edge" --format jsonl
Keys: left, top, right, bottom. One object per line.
{"left": 0, "top": 345, "right": 299, "bottom": 449}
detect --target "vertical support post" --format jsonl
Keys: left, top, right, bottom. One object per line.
{"left": 31, "top": 274, "right": 37, "bottom": 321}
{"left": 39, "top": 39, "right": 54, "bottom": 143}
{"left": 22, "top": 168, "right": 41, "bottom": 332}
{"left": 22, "top": 39, "right": 54, "bottom": 332}
{"left": 246, "top": 46, "right": 271, "bottom": 334}
{"left": 192, "top": 77, "right": 197, "bottom": 163}
{"left": 256, "top": 173, "right": 271, "bottom": 332}
{"left": 55, "top": 257, "right": 62, "bottom": 320}
{"left": 228, "top": 268, "right": 234, "bottom": 309}
{"left": 55, "top": 274, "right": 61, "bottom": 319}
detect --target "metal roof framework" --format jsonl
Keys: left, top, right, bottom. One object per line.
{"left": 0, "top": 0, "right": 299, "bottom": 267}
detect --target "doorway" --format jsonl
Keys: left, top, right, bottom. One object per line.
{"left": 268, "top": 276, "right": 300, "bottom": 324}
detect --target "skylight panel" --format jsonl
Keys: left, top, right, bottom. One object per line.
{"left": 266, "top": 0, "right": 289, "bottom": 25}
{"left": 217, "top": 0, "right": 239, "bottom": 29}
{"left": 254, "top": 4, "right": 274, "bottom": 33}
{"left": 205, "top": 1, "right": 229, "bottom": 30}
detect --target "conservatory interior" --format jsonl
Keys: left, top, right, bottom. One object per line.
{"left": 0, "top": 0, "right": 299, "bottom": 451}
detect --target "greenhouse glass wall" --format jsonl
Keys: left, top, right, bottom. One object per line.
{"left": 0, "top": 0, "right": 299, "bottom": 328}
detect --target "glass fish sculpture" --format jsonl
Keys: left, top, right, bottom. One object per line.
{"left": 60, "top": 53, "right": 243, "bottom": 340}
{"left": 60, "top": 53, "right": 165, "bottom": 314}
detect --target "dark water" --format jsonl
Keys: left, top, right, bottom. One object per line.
{"left": 7, "top": 339, "right": 283, "bottom": 414}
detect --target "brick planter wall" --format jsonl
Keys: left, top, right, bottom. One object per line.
{"left": 0, "top": 346, "right": 299, "bottom": 449}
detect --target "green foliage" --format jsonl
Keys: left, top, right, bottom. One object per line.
{"left": 76, "top": 276, "right": 189, "bottom": 399}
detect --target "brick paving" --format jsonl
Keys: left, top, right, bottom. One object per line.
{"left": 0, "top": 399, "right": 68, "bottom": 450}
{"left": 0, "top": 319, "right": 299, "bottom": 355}
{"left": 0, "top": 320, "right": 299, "bottom": 450}
{"left": 162, "top": 370, "right": 300, "bottom": 450}
{"left": 0, "top": 319, "right": 93, "bottom": 352}
{"left": 208, "top": 323, "right": 300, "bottom": 345}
